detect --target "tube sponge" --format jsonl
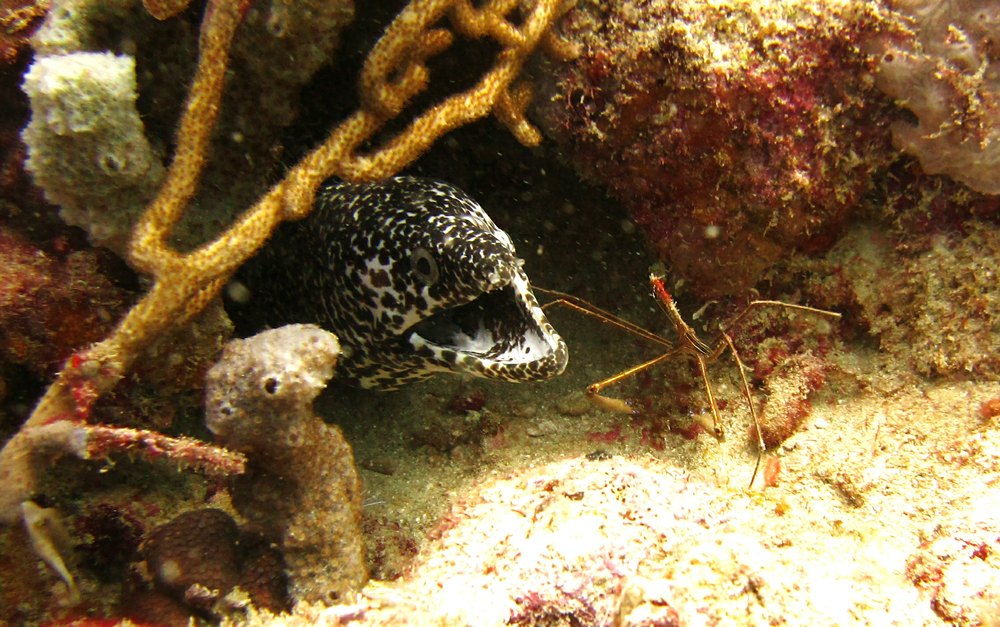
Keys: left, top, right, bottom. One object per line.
{"left": 21, "top": 51, "right": 164, "bottom": 251}
{"left": 205, "top": 324, "right": 367, "bottom": 605}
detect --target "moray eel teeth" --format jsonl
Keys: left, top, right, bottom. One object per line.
{"left": 228, "top": 176, "right": 568, "bottom": 390}
{"left": 408, "top": 268, "right": 560, "bottom": 380}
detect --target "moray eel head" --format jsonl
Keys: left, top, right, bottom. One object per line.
{"left": 230, "top": 177, "right": 568, "bottom": 390}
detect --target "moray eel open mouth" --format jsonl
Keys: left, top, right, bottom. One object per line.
{"left": 407, "top": 273, "right": 564, "bottom": 380}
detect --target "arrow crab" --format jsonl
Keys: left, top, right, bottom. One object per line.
{"left": 539, "top": 274, "right": 841, "bottom": 486}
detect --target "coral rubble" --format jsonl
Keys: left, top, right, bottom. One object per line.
{"left": 535, "top": 0, "right": 897, "bottom": 299}
{"left": 790, "top": 221, "right": 1000, "bottom": 379}
{"left": 205, "top": 324, "right": 367, "bottom": 605}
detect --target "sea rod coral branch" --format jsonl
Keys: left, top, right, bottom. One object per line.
{"left": 1, "top": 0, "right": 573, "bottom": 524}
{"left": 129, "top": 0, "right": 251, "bottom": 275}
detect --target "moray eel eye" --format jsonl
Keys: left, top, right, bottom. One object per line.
{"left": 410, "top": 247, "right": 439, "bottom": 285}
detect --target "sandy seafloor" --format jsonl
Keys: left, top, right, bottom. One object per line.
{"left": 328, "top": 322, "right": 1000, "bottom": 625}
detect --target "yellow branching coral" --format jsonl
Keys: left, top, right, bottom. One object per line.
{"left": 0, "top": 0, "right": 576, "bottom": 522}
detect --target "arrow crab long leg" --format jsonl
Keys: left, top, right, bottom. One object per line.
{"left": 539, "top": 276, "right": 842, "bottom": 488}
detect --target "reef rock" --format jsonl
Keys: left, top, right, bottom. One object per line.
{"left": 0, "top": 228, "right": 134, "bottom": 376}
{"left": 874, "top": 0, "right": 1000, "bottom": 195}
{"left": 535, "top": 0, "right": 897, "bottom": 298}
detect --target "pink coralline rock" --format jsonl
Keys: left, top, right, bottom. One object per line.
{"left": 535, "top": 0, "right": 898, "bottom": 299}
{"left": 388, "top": 457, "right": 730, "bottom": 625}
{"left": 907, "top": 490, "right": 1000, "bottom": 624}
{"left": 874, "top": 0, "right": 1000, "bottom": 194}
{"left": 423, "top": 460, "right": 721, "bottom": 624}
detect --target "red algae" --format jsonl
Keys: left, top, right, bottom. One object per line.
{"left": 0, "top": 1, "right": 46, "bottom": 67}
{"left": 536, "top": 0, "right": 899, "bottom": 299}
{"left": 0, "top": 229, "right": 135, "bottom": 377}
{"left": 586, "top": 423, "right": 623, "bottom": 444}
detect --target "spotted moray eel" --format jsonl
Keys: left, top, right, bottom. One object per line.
{"left": 227, "top": 176, "right": 568, "bottom": 389}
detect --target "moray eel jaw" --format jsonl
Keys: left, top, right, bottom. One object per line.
{"left": 406, "top": 268, "right": 568, "bottom": 383}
